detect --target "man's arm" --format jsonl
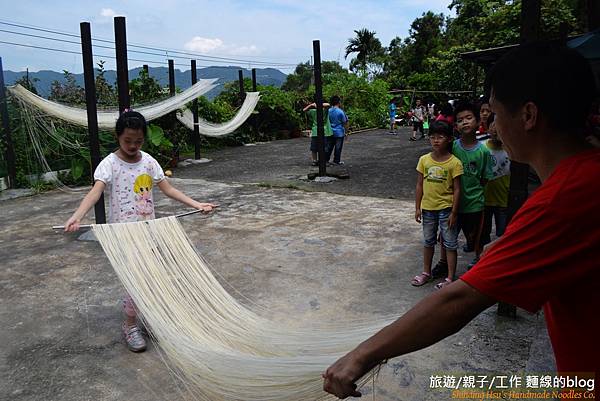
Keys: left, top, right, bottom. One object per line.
{"left": 323, "top": 280, "right": 495, "bottom": 398}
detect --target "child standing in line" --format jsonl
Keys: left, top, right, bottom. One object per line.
{"left": 63, "top": 110, "right": 218, "bottom": 352}
{"left": 481, "top": 121, "right": 511, "bottom": 245}
{"left": 303, "top": 102, "right": 332, "bottom": 166}
{"left": 413, "top": 121, "right": 463, "bottom": 289}
{"left": 433, "top": 101, "right": 493, "bottom": 277}
{"left": 477, "top": 98, "right": 493, "bottom": 141}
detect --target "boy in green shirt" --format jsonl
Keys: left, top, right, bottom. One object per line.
{"left": 435, "top": 101, "right": 493, "bottom": 275}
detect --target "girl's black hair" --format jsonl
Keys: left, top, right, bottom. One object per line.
{"left": 429, "top": 121, "right": 453, "bottom": 138}
{"left": 429, "top": 121, "right": 454, "bottom": 152}
{"left": 116, "top": 110, "right": 147, "bottom": 137}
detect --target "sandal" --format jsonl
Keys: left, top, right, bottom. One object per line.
{"left": 411, "top": 272, "right": 431, "bottom": 286}
{"left": 435, "top": 278, "right": 453, "bottom": 290}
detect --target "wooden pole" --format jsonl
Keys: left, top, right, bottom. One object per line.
{"left": 238, "top": 69, "right": 245, "bottom": 106}
{"left": 114, "top": 16, "right": 130, "bottom": 112}
{"left": 520, "top": 0, "right": 541, "bottom": 44}
{"left": 588, "top": 0, "right": 600, "bottom": 31}
{"left": 0, "top": 57, "right": 16, "bottom": 188}
{"left": 80, "top": 22, "right": 106, "bottom": 224}
{"left": 191, "top": 60, "right": 201, "bottom": 159}
{"left": 168, "top": 59, "right": 175, "bottom": 96}
{"left": 251, "top": 68, "right": 259, "bottom": 138}
{"left": 167, "top": 59, "right": 179, "bottom": 164}
{"left": 313, "top": 40, "right": 326, "bottom": 177}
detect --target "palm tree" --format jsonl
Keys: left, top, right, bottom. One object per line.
{"left": 345, "top": 29, "right": 383, "bottom": 75}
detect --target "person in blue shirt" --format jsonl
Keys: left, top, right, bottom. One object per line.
{"left": 389, "top": 98, "right": 397, "bottom": 134}
{"left": 328, "top": 95, "right": 349, "bottom": 165}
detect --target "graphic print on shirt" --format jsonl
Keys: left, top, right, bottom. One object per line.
{"left": 466, "top": 161, "right": 479, "bottom": 175}
{"left": 425, "top": 165, "right": 448, "bottom": 183}
{"left": 133, "top": 173, "right": 154, "bottom": 220}
{"left": 490, "top": 153, "right": 510, "bottom": 178}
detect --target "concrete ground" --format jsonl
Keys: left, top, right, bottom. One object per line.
{"left": 0, "top": 128, "right": 554, "bottom": 401}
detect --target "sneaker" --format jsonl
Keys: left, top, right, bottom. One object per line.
{"left": 409, "top": 137, "right": 417, "bottom": 141}
{"left": 333, "top": 161, "right": 345, "bottom": 165}
{"left": 122, "top": 323, "right": 147, "bottom": 352}
{"left": 431, "top": 260, "right": 448, "bottom": 278}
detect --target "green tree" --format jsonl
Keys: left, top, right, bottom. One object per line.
{"left": 49, "top": 70, "right": 85, "bottom": 105}
{"left": 384, "top": 11, "right": 446, "bottom": 88}
{"left": 345, "top": 28, "right": 385, "bottom": 78}
{"left": 14, "top": 73, "right": 39, "bottom": 95}
{"left": 282, "top": 61, "right": 348, "bottom": 92}
{"left": 383, "top": 0, "right": 587, "bottom": 92}
{"left": 129, "top": 68, "right": 166, "bottom": 105}
{"left": 94, "top": 60, "right": 117, "bottom": 107}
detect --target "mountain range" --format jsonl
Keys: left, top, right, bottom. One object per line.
{"left": 3, "top": 66, "right": 288, "bottom": 99}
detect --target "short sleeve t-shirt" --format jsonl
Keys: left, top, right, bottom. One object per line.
{"left": 94, "top": 151, "right": 165, "bottom": 223}
{"left": 389, "top": 103, "right": 397, "bottom": 118}
{"left": 328, "top": 107, "right": 348, "bottom": 137}
{"left": 416, "top": 153, "right": 464, "bottom": 210}
{"left": 452, "top": 139, "right": 494, "bottom": 213}
{"left": 461, "top": 149, "right": 600, "bottom": 373}
{"left": 484, "top": 140, "right": 511, "bottom": 207}
{"left": 307, "top": 109, "right": 333, "bottom": 137}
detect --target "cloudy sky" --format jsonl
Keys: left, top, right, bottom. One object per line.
{"left": 1, "top": 0, "right": 453, "bottom": 73}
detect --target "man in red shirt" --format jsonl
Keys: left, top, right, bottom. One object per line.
{"left": 322, "top": 42, "right": 599, "bottom": 399}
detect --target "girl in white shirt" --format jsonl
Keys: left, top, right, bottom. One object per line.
{"left": 64, "top": 110, "right": 217, "bottom": 352}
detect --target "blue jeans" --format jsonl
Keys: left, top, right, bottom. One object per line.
{"left": 481, "top": 206, "right": 508, "bottom": 245}
{"left": 328, "top": 136, "right": 345, "bottom": 163}
{"left": 422, "top": 208, "right": 458, "bottom": 250}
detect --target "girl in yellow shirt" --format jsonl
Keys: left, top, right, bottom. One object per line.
{"left": 413, "top": 121, "right": 464, "bottom": 289}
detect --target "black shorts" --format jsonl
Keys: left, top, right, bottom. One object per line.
{"left": 458, "top": 211, "right": 484, "bottom": 246}
{"left": 413, "top": 121, "right": 424, "bottom": 133}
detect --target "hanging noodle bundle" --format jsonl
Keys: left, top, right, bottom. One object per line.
{"left": 177, "top": 92, "right": 261, "bottom": 137}
{"left": 8, "top": 80, "right": 218, "bottom": 130}
{"left": 92, "top": 217, "right": 394, "bottom": 400}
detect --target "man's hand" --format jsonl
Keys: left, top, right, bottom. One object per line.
{"left": 322, "top": 351, "right": 369, "bottom": 399}
{"left": 415, "top": 209, "right": 422, "bottom": 223}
